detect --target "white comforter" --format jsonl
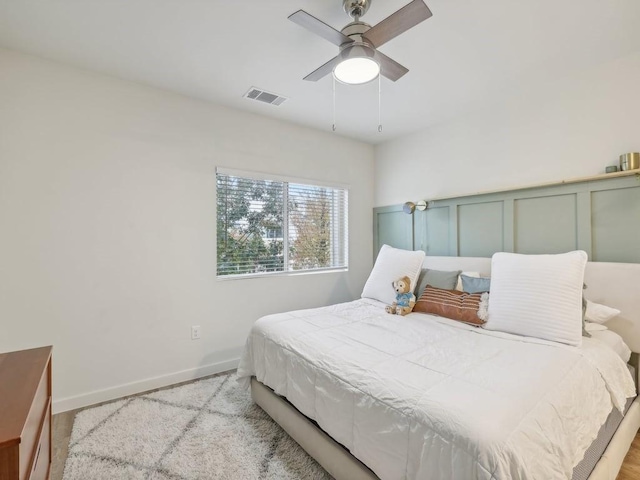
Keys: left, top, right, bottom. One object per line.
{"left": 237, "top": 299, "right": 635, "bottom": 480}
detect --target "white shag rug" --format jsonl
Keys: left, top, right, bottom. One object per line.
{"left": 63, "top": 373, "right": 333, "bottom": 480}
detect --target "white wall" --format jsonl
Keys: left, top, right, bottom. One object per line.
{"left": 0, "top": 48, "right": 374, "bottom": 412}
{"left": 375, "top": 52, "right": 640, "bottom": 207}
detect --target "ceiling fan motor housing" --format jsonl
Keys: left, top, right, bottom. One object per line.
{"left": 339, "top": 22, "right": 376, "bottom": 62}
{"left": 343, "top": 0, "right": 371, "bottom": 19}
{"left": 340, "top": 21, "right": 373, "bottom": 46}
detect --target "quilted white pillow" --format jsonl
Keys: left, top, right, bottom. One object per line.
{"left": 361, "top": 245, "right": 425, "bottom": 305}
{"left": 485, "top": 251, "right": 588, "bottom": 346}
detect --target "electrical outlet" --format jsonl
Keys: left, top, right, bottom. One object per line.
{"left": 191, "top": 325, "right": 201, "bottom": 340}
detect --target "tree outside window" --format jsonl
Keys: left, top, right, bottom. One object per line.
{"left": 216, "top": 171, "right": 347, "bottom": 277}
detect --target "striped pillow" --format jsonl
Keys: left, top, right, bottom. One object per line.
{"left": 485, "top": 251, "right": 587, "bottom": 346}
{"left": 413, "top": 286, "right": 489, "bottom": 326}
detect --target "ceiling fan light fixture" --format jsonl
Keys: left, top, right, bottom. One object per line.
{"left": 333, "top": 56, "right": 380, "bottom": 85}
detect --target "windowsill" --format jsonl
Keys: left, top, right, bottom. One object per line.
{"left": 216, "top": 267, "right": 348, "bottom": 281}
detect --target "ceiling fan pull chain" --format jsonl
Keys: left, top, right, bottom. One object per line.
{"left": 332, "top": 76, "right": 337, "bottom": 132}
{"left": 378, "top": 74, "right": 383, "bottom": 133}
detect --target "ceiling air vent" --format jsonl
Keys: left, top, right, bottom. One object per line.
{"left": 243, "top": 87, "right": 288, "bottom": 106}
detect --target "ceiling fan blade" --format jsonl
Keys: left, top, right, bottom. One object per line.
{"left": 303, "top": 56, "right": 342, "bottom": 81}
{"left": 289, "top": 10, "right": 353, "bottom": 47}
{"left": 375, "top": 51, "right": 409, "bottom": 82}
{"left": 364, "top": 0, "right": 433, "bottom": 48}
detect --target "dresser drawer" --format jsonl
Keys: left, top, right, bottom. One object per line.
{"left": 18, "top": 367, "right": 50, "bottom": 480}
{"left": 28, "top": 403, "right": 50, "bottom": 480}
{"left": 0, "top": 346, "right": 52, "bottom": 480}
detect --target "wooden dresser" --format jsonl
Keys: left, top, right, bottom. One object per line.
{"left": 0, "top": 347, "right": 52, "bottom": 480}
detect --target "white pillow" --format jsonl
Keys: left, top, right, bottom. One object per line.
{"left": 485, "top": 251, "right": 588, "bottom": 346}
{"left": 585, "top": 300, "right": 621, "bottom": 324}
{"left": 455, "top": 271, "right": 480, "bottom": 291}
{"left": 585, "top": 322, "right": 608, "bottom": 332}
{"left": 361, "top": 245, "right": 425, "bottom": 305}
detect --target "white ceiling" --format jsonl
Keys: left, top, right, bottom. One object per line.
{"left": 1, "top": 0, "right": 639, "bottom": 144}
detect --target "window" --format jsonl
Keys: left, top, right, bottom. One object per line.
{"left": 216, "top": 168, "right": 348, "bottom": 277}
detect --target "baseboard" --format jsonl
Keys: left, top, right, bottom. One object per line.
{"left": 53, "top": 355, "right": 241, "bottom": 414}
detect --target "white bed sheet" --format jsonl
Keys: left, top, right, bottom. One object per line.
{"left": 589, "top": 329, "right": 632, "bottom": 363}
{"left": 237, "top": 299, "right": 635, "bottom": 480}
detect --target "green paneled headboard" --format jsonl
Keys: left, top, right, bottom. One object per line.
{"left": 373, "top": 172, "right": 640, "bottom": 263}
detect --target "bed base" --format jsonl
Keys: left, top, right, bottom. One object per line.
{"left": 251, "top": 377, "right": 640, "bottom": 480}
{"left": 251, "top": 377, "right": 377, "bottom": 480}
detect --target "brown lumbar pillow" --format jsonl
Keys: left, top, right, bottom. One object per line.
{"left": 413, "top": 285, "right": 489, "bottom": 326}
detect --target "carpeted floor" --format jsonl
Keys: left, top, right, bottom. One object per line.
{"left": 62, "top": 373, "right": 332, "bottom": 480}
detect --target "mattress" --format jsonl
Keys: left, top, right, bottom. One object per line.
{"left": 238, "top": 299, "right": 636, "bottom": 480}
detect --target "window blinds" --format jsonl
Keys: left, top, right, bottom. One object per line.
{"left": 216, "top": 172, "right": 348, "bottom": 277}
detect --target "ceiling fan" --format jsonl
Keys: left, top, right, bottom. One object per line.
{"left": 289, "top": 0, "right": 433, "bottom": 85}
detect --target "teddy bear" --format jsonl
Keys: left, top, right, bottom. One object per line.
{"left": 385, "top": 276, "right": 416, "bottom": 316}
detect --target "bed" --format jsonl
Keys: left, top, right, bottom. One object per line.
{"left": 237, "top": 255, "right": 640, "bottom": 480}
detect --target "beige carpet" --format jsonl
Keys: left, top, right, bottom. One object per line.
{"left": 62, "top": 373, "right": 332, "bottom": 480}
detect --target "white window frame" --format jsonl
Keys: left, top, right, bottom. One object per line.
{"left": 216, "top": 167, "right": 349, "bottom": 280}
